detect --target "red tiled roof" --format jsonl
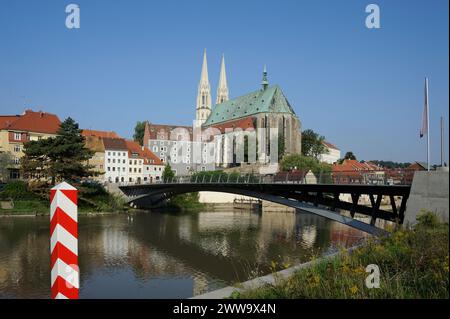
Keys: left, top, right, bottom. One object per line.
{"left": 125, "top": 139, "right": 163, "bottom": 165}
{"left": 126, "top": 140, "right": 143, "bottom": 157}
{"left": 142, "top": 147, "right": 163, "bottom": 166}
{"left": 82, "top": 129, "right": 120, "bottom": 139}
{"left": 332, "top": 160, "right": 383, "bottom": 173}
{"left": 323, "top": 141, "right": 339, "bottom": 150}
{"left": 210, "top": 117, "right": 255, "bottom": 135}
{"left": 0, "top": 115, "right": 20, "bottom": 129}
{"left": 102, "top": 137, "right": 128, "bottom": 151}
{"left": 144, "top": 121, "right": 193, "bottom": 142}
{"left": 1, "top": 110, "right": 61, "bottom": 134}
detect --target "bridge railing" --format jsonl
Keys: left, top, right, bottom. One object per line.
{"left": 145, "top": 169, "right": 416, "bottom": 186}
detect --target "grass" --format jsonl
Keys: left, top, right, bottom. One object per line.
{"left": 230, "top": 211, "right": 449, "bottom": 299}
{"left": 0, "top": 200, "right": 49, "bottom": 215}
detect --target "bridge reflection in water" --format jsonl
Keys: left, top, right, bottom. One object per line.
{"left": 0, "top": 211, "right": 366, "bottom": 298}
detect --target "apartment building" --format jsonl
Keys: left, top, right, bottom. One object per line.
{"left": 0, "top": 110, "right": 61, "bottom": 179}
{"left": 103, "top": 138, "right": 129, "bottom": 183}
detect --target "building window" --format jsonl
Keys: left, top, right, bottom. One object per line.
{"left": 14, "top": 132, "right": 21, "bottom": 140}
{"left": 153, "top": 146, "right": 158, "bottom": 152}
{"left": 123, "top": 159, "right": 125, "bottom": 164}
{"left": 201, "top": 166, "right": 206, "bottom": 171}
{"left": 186, "top": 166, "right": 190, "bottom": 171}
{"left": 113, "top": 152, "right": 116, "bottom": 156}
{"left": 113, "top": 159, "right": 115, "bottom": 163}
{"left": 14, "top": 157, "right": 20, "bottom": 164}
{"left": 112, "top": 167, "right": 115, "bottom": 171}
{"left": 14, "top": 145, "right": 21, "bottom": 152}
{"left": 108, "top": 159, "right": 111, "bottom": 163}
{"left": 123, "top": 152, "right": 126, "bottom": 156}
{"left": 38, "top": 136, "right": 42, "bottom": 141}
{"left": 108, "top": 152, "right": 111, "bottom": 156}
{"left": 138, "top": 168, "right": 141, "bottom": 173}
{"left": 107, "top": 167, "right": 110, "bottom": 171}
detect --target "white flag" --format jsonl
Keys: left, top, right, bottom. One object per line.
{"left": 420, "top": 78, "right": 429, "bottom": 138}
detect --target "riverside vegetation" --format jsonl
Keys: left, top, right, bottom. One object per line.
{"left": 0, "top": 180, "right": 126, "bottom": 215}
{"left": 230, "top": 211, "right": 449, "bottom": 299}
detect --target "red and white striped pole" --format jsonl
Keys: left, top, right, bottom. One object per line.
{"left": 50, "top": 182, "right": 79, "bottom": 299}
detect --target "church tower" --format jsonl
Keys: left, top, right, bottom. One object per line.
{"left": 216, "top": 54, "right": 229, "bottom": 104}
{"left": 196, "top": 49, "right": 212, "bottom": 125}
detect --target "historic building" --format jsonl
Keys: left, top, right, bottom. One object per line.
{"left": 203, "top": 66, "right": 302, "bottom": 168}
{"left": 0, "top": 109, "right": 61, "bottom": 179}
{"left": 83, "top": 130, "right": 163, "bottom": 184}
{"left": 143, "top": 123, "right": 215, "bottom": 175}
{"left": 143, "top": 49, "right": 302, "bottom": 174}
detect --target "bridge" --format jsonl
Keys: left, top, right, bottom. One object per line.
{"left": 118, "top": 173, "right": 411, "bottom": 236}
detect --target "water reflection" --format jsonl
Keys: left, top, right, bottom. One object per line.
{"left": 0, "top": 210, "right": 367, "bottom": 298}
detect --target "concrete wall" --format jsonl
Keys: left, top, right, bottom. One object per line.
{"left": 404, "top": 169, "right": 449, "bottom": 226}
{"left": 198, "top": 191, "right": 256, "bottom": 203}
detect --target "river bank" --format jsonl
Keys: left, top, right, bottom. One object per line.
{"left": 226, "top": 211, "right": 448, "bottom": 299}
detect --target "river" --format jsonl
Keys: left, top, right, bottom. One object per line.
{"left": 0, "top": 210, "right": 367, "bottom": 298}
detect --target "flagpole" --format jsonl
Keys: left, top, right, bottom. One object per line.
{"left": 426, "top": 77, "right": 430, "bottom": 171}
{"left": 441, "top": 116, "right": 444, "bottom": 167}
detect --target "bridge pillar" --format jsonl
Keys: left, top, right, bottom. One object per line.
{"left": 404, "top": 170, "right": 449, "bottom": 226}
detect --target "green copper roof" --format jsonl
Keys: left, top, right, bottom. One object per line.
{"left": 203, "top": 85, "right": 297, "bottom": 126}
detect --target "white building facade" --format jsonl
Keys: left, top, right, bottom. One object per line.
{"left": 319, "top": 141, "right": 341, "bottom": 164}
{"left": 103, "top": 138, "right": 129, "bottom": 183}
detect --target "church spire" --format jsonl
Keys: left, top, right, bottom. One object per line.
{"left": 261, "top": 64, "right": 269, "bottom": 91}
{"left": 196, "top": 49, "right": 212, "bottom": 125}
{"left": 216, "top": 54, "right": 229, "bottom": 104}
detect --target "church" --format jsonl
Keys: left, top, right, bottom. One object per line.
{"left": 196, "top": 50, "right": 302, "bottom": 168}
{"left": 143, "top": 50, "right": 302, "bottom": 174}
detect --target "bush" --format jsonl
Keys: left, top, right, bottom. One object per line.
{"left": 167, "top": 192, "right": 204, "bottom": 212}
{"left": 416, "top": 210, "right": 440, "bottom": 228}
{"left": 0, "top": 181, "right": 37, "bottom": 200}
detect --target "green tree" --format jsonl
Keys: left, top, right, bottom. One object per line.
{"left": 0, "top": 152, "right": 14, "bottom": 182}
{"left": 281, "top": 154, "right": 318, "bottom": 171}
{"left": 21, "top": 117, "right": 95, "bottom": 184}
{"left": 280, "top": 154, "right": 332, "bottom": 182}
{"left": 162, "top": 163, "right": 175, "bottom": 182}
{"left": 133, "top": 121, "right": 146, "bottom": 146}
{"left": 301, "top": 129, "right": 327, "bottom": 160}
{"left": 344, "top": 151, "right": 357, "bottom": 160}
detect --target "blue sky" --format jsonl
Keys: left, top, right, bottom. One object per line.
{"left": 0, "top": 0, "right": 448, "bottom": 163}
